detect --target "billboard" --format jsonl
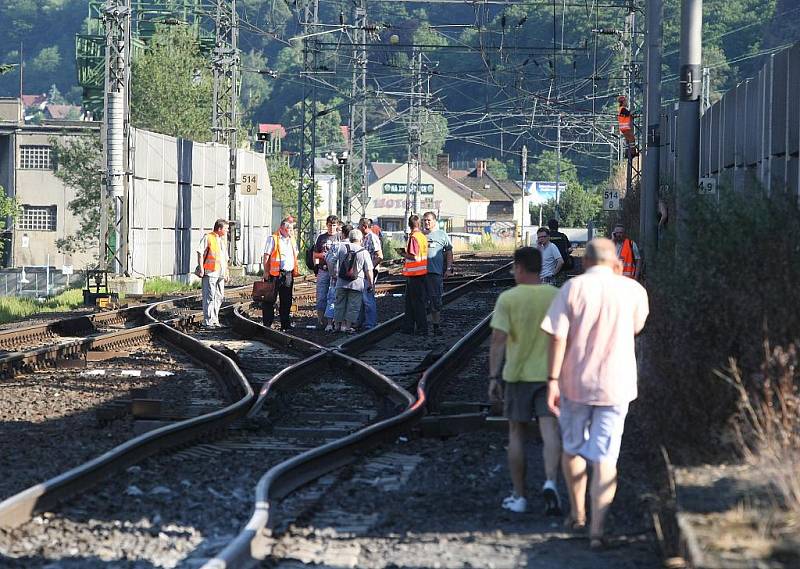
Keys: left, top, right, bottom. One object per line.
{"left": 521, "top": 181, "right": 567, "bottom": 204}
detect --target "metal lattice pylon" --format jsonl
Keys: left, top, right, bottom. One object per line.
{"left": 404, "top": 49, "right": 424, "bottom": 224}
{"left": 212, "top": 0, "right": 239, "bottom": 262}
{"left": 101, "top": 0, "right": 131, "bottom": 274}
{"left": 624, "top": 2, "right": 645, "bottom": 201}
{"left": 297, "top": 0, "right": 319, "bottom": 253}
{"left": 347, "top": 0, "right": 369, "bottom": 221}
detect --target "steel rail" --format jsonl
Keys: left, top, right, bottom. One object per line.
{"left": 205, "top": 261, "right": 512, "bottom": 568}
{"left": 0, "top": 321, "right": 253, "bottom": 529}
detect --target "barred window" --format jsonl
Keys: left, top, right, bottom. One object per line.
{"left": 19, "top": 145, "right": 53, "bottom": 170}
{"left": 19, "top": 205, "right": 57, "bottom": 231}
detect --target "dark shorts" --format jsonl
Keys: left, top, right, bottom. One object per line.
{"left": 503, "top": 381, "right": 554, "bottom": 422}
{"left": 425, "top": 272, "right": 444, "bottom": 312}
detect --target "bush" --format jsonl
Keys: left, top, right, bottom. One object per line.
{"left": 640, "top": 184, "right": 800, "bottom": 461}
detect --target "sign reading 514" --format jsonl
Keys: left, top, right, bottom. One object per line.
{"left": 603, "top": 190, "right": 620, "bottom": 211}
{"left": 241, "top": 173, "right": 258, "bottom": 195}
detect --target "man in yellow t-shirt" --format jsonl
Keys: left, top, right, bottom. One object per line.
{"left": 489, "top": 247, "right": 561, "bottom": 515}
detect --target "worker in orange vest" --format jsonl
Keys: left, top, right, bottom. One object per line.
{"left": 617, "top": 96, "right": 638, "bottom": 158}
{"left": 195, "top": 219, "right": 230, "bottom": 329}
{"left": 612, "top": 224, "right": 641, "bottom": 280}
{"left": 262, "top": 216, "right": 299, "bottom": 331}
{"left": 400, "top": 214, "right": 429, "bottom": 335}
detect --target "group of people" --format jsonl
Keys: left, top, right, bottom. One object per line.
{"left": 489, "top": 237, "right": 648, "bottom": 551}
{"left": 195, "top": 216, "right": 647, "bottom": 551}
{"left": 237, "top": 212, "right": 453, "bottom": 335}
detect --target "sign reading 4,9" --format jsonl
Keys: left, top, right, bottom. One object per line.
{"left": 603, "top": 190, "right": 620, "bottom": 211}
{"left": 698, "top": 177, "right": 717, "bottom": 195}
{"left": 240, "top": 173, "right": 258, "bottom": 195}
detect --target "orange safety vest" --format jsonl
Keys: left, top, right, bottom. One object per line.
{"left": 267, "top": 233, "right": 299, "bottom": 277}
{"left": 619, "top": 238, "right": 636, "bottom": 279}
{"left": 202, "top": 232, "right": 222, "bottom": 273}
{"left": 403, "top": 230, "right": 428, "bottom": 277}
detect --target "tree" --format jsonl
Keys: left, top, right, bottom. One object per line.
{"left": 540, "top": 185, "right": 602, "bottom": 228}
{"left": 240, "top": 50, "right": 272, "bottom": 122}
{"left": 269, "top": 160, "right": 299, "bottom": 218}
{"left": 0, "top": 187, "right": 19, "bottom": 256}
{"left": 130, "top": 25, "right": 213, "bottom": 141}
{"left": 420, "top": 109, "right": 448, "bottom": 165}
{"left": 485, "top": 158, "right": 509, "bottom": 180}
{"left": 50, "top": 134, "right": 104, "bottom": 257}
{"left": 281, "top": 101, "right": 345, "bottom": 154}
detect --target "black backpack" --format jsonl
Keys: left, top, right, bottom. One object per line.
{"left": 305, "top": 247, "right": 317, "bottom": 274}
{"left": 338, "top": 245, "right": 359, "bottom": 281}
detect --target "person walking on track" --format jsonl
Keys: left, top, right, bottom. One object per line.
{"left": 195, "top": 219, "right": 229, "bottom": 329}
{"left": 422, "top": 211, "right": 453, "bottom": 336}
{"left": 489, "top": 247, "right": 562, "bottom": 515}
{"left": 333, "top": 229, "right": 374, "bottom": 333}
{"left": 541, "top": 238, "right": 649, "bottom": 550}
{"left": 313, "top": 215, "right": 341, "bottom": 330}
{"left": 262, "top": 216, "right": 299, "bottom": 331}
{"left": 356, "top": 217, "right": 383, "bottom": 330}
{"left": 537, "top": 227, "right": 563, "bottom": 286}
{"left": 612, "top": 224, "right": 641, "bottom": 280}
{"left": 401, "top": 214, "right": 429, "bottom": 336}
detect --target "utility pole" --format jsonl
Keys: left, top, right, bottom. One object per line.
{"left": 623, "top": 1, "right": 644, "bottom": 225}
{"left": 555, "top": 114, "right": 562, "bottom": 220}
{"left": 677, "top": 0, "right": 702, "bottom": 244}
{"left": 101, "top": 0, "right": 131, "bottom": 275}
{"left": 297, "top": 0, "right": 319, "bottom": 253}
{"left": 405, "top": 48, "right": 423, "bottom": 226}
{"left": 643, "top": 0, "right": 662, "bottom": 262}
{"left": 520, "top": 144, "right": 528, "bottom": 245}
{"left": 348, "top": 0, "right": 369, "bottom": 221}
{"left": 212, "top": 0, "right": 239, "bottom": 264}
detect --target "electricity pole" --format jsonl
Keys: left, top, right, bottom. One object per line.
{"left": 643, "top": 0, "right": 662, "bottom": 262}
{"left": 677, "top": 0, "right": 702, "bottom": 243}
{"left": 405, "top": 48, "right": 423, "bottom": 225}
{"left": 297, "top": 0, "right": 320, "bottom": 253}
{"left": 101, "top": 0, "right": 131, "bottom": 275}
{"left": 348, "top": 0, "right": 369, "bottom": 221}
{"left": 212, "top": 0, "right": 239, "bottom": 264}
{"left": 520, "top": 144, "right": 528, "bottom": 245}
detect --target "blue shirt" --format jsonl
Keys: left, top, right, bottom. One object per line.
{"left": 425, "top": 229, "right": 452, "bottom": 275}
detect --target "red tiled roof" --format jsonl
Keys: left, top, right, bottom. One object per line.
{"left": 258, "top": 123, "right": 287, "bottom": 138}
{"left": 22, "top": 94, "right": 47, "bottom": 108}
{"left": 44, "top": 104, "right": 81, "bottom": 119}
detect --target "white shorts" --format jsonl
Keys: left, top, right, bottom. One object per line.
{"left": 559, "top": 397, "right": 629, "bottom": 464}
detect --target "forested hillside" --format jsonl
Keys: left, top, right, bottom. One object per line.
{"left": 1, "top": 0, "right": 796, "bottom": 181}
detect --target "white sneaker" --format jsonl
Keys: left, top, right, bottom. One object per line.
{"left": 501, "top": 494, "right": 527, "bottom": 513}
{"left": 324, "top": 324, "right": 334, "bottom": 332}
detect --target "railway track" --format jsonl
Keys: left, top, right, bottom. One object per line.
{"left": 0, "top": 253, "right": 511, "bottom": 568}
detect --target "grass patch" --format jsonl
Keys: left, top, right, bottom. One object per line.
{"left": 471, "top": 233, "right": 516, "bottom": 251}
{"left": 0, "top": 288, "right": 85, "bottom": 325}
{"left": 143, "top": 277, "right": 199, "bottom": 295}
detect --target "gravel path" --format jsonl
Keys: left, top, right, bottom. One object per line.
{"left": 0, "top": 340, "right": 221, "bottom": 500}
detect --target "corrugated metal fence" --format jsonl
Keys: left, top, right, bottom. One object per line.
{"left": 129, "top": 128, "right": 273, "bottom": 278}
{"left": 660, "top": 42, "right": 800, "bottom": 196}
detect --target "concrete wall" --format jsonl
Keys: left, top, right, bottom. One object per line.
{"left": 661, "top": 41, "right": 800, "bottom": 197}
{"left": 129, "top": 128, "right": 272, "bottom": 278}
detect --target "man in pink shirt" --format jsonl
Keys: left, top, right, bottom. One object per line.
{"left": 540, "top": 237, "right": 649, "bottom": 550}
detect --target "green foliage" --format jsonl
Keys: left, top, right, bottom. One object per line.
{"left": 50, "top": 133, "right": 103, "bottom": 257}
{"left": 240, "top": 50, "right": 272, "bottom": 121}
{"left": 485, "top": 158, "right": 509, "bottom": 181}
{"left": 642, "top": 184, "right": 800, "bottom": 458}
{"left": 281, "top": 101, "right": 345, "bottom": 154}
{"left": 269, "top": 160, "right": 299, "bottom": 218}
{"left": 0, "top": 287, "right": 84, "bottom": 324}
{"left": 143, "top": 277, "right": 199, "bottom": 295}
{"left": 420, "top": 109, "right": 448, "bottom": 165}
{"left": 0, "top": 187, "right": 19, "bottom": 254}
{"left": 130, "top": 25, "right": 213, "bottom": 141}
{"left": 540, "top": 186, "right": 602, "bottom": 228}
